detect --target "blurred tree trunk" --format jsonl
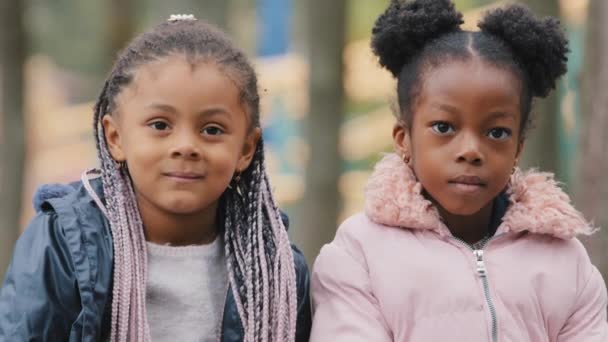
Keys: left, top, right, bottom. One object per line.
{"left": 225, "top": 0, "right": 254, "bottom": 51}
{"left": 107, "top": 0, "right": 135, "bottom": 65}
{"left": 0, "top": 0, "right": 26, "bottom": 280}
{"left": 518, "top": 0, "right": 560, "bottom": 173}
{"left": 578, "top": 0, "right": 608, "bottom": 279}
{"left": 197, "top": 0, "right": 229, "bottom": 30}
{"left": 293, "top": 0, "right": 346, "bottom": 263}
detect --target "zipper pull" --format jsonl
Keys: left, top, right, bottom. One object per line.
{"left": 474, "top": 249, "right": 486, "bottom": 277}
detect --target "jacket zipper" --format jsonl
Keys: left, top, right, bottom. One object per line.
{"left": 474, "top": 249, "right": 498, "bottom": 342}
{"left": 452, "top": 237, "right": 498, "bottom": 342}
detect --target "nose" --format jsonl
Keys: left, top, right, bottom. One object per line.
{"left": 170, "top": 131, "right": 201, "bottom": 160}
{"left": 456, "top": 132, "right": 483, "bottom": 166}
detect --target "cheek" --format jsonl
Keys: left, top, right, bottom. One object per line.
{"left": 207, "top": 145, "right": 241, "bottom": 177}
{"left": 124, "top": 158, "right": 157, "bottom": 193}
{"left": 214, "top": 161, "right": 237, "bottom": 184}
{"left": 409, "top": 132, "right": 442, "bottom": 169}
{"left": 412, "top": 160, "right": 441, "bottom": 190}
{"left": 409, "top": 148, "right": 443, "bottom": 191}
{"left": 120, "top": 138, "right": 164, "bottom": 182}
{"left": 488, "top": 140, "right": 519, "bottom": 167}
{"left": 126, "top": 145, "right": 160, "bottom": 171}
{"left": 490, "top": 159, "right": 515, "bottom": 189}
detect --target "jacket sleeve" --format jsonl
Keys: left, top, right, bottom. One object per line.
{"left": 557, "top": 263, "right": 608, "bottom": 341}
{"left": 310, "top": 234, "right": 392, "bottom": 341}
{"left": 0, "top": 211, "right": 80, "bottom": 341}
{"left": 292, "top": 245, "right": 312, "bottom": 342}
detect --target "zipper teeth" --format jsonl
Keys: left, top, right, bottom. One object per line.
{"left": 453, "top": 238, "right": 498, "bottom": 342}
{"left": 478, "top": 259, "right": 498, "bottom": 342}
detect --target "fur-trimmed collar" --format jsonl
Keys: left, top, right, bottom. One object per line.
{"left": 364, "top": 153, "right": 596, "bottom": 239}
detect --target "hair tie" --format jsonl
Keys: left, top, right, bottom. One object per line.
{"left": 168, "top": 14, "right": 197, "bottom": 22}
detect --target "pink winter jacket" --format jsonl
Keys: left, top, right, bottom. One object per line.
{"left": 311, "top": 154, "right": 608, "bottom": 342}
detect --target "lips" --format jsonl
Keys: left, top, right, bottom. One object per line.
{"left": 162, "top": 171, "right": 204, "bottom": 181}
{"left": 449, "top": 175, "right": 486, "bottom": 186}
{"left": 448, "top": 175, "right": 486, "bottom": 194}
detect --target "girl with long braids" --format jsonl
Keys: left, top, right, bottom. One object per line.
{"left": 311, "top": 1, "right": 607, "bottom": 341}
{"left": 0, "top": 15, "right": 311, "bottom": 342}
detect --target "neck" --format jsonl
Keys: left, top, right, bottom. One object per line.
{"left": 136, "top": 194, "right": 219, "bottom": 246}
{"left": 436, "top": 200, "right": 494, "bottom": 245}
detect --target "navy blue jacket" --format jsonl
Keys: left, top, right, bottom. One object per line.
{"left": 0, "top": 179, "right": 311, "bottom": 341}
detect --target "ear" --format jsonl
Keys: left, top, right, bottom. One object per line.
{"left": 102, "top": 115, "right": 126, "bottom": 162}
{"left": 393, "top": 123, "right": 412, "bottom": 162}
{"left": 236, "top": 127, "right": 261, "bottom": 172}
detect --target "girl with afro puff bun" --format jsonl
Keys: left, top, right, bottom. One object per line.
{"left": 310, "top": 1, "right": 608, "bottom": 341}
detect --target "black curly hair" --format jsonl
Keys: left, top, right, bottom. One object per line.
{"left": 371, "top": 0, "right": 569, "bottom": 137}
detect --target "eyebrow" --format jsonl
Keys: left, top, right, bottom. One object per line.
{"left": 434, "top": 103, "right": 516, "bottom": 120}
{"left": 486, "top": 111, "right": 516, "bottom": 120}
{"left": 434, "top": 103, "right": 460, "bottom": 115}
{"left": 145, "top": 103, "right": 231, "bottom": 118}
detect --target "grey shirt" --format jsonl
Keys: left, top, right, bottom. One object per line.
{"left": 146, "top": 237, "right": 228, "bottom": 342}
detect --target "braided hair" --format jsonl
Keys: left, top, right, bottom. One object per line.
{"left": 91, "top": 18, "right": 297, "bottom": 342}
{"left": 371, "top": 0, "right": 569, "bottom": 137}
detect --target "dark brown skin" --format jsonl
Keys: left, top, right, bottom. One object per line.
{"left": 103, "top": 54, "right": 260, "bottom": 246}
{"left": 394, "top": 59, "right": 524, "bottom": 244}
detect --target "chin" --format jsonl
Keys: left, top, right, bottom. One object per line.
{"left": 166, "top": 205, "right": 206, "bottom": 215}
{"left": 440, "top": 202, "right": 485, "bottom": 217}
{"left": 161, "top": 197, "right": 213, "bottom": 215}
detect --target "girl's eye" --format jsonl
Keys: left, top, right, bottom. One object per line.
{"left": 487, "top": 128, "right": 512, "bottom": 140}
{"left": 431, "top": 122, "right": 455, "bottom": 135}
{"left": 202, "top": 126, "right": 224, "bottom": 136}
{"left": 149, "top": 121, "right": 169, "bottom": 131}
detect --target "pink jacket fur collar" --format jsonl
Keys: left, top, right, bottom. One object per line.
{"left": 364, "top": 153, "right": 595, "bottom": 239}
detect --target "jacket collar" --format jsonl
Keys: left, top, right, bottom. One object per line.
{"left": 33, "top": 177, "right": 104, "bottom": 213}
{"left": 364, "top": 153, "right": 596, "bottom": 239}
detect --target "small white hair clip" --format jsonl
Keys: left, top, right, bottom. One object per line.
{"left": 168, "top": 14, "right": 197, "bottom": 22}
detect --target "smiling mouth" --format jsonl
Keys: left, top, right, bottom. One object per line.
{"left": 163, "top": 172, "right": 205, "bottom": 181}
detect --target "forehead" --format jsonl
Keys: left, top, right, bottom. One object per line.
{"left": 115, "top": 54, "right": 243, "bottom": 113}
{"left": 418, "top": 59, "right": 522, "bottom": 113}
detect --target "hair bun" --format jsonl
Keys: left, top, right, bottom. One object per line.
{"left": 371, "top": 0, "right": 463, "bottom": 77}
{"left": 478, "top": 4, "right": 569, "bottom": 98}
